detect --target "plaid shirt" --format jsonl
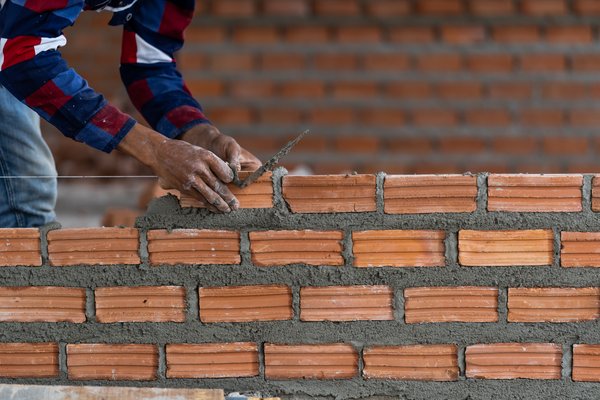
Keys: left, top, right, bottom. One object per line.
{"left": 0, "top": 0, "right": 209, "bottom": 153}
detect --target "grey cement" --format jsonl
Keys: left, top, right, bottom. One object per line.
{"left": 2, "top": 170, "right": 600, "bottom": 399}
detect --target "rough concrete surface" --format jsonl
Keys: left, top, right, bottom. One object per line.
{"left": 2, "top": 170, "right": 600, "bottom": 399}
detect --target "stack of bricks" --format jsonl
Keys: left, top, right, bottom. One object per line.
{"left": 4, "top": 171, "right": 600, "bottom": 398}
{"left": 46, "top": 0, "right": 600, "bottom": 176}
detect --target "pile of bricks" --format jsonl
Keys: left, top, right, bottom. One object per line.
{"left": 46, "top": 0, "right": 600, "bottom": 176}
{"left": 2, "top": 172, "right": 600, "bottom": 397}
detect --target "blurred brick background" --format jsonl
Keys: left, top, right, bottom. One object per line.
{"left": 44, "top": 0, "right": 600, "bottom": 175}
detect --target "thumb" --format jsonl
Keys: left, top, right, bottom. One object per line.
{"left": 226, "top": 142, "right": 242, "bottom": 172}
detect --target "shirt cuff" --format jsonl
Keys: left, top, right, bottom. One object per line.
{"left": 75, "top": 103, "right": 137, "bottom": 153}
{"left": 156, "top": 105, "right": 211, "bottom": 139}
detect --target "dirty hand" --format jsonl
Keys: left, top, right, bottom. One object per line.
{"left": 178, "top": 124, "right": 262, "bottom": 172}
{"left": 118, "top": 123, "right": 239, "bottom": 213}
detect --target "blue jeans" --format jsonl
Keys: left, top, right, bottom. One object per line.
{"left": 0, "top": 84, "right": 57, "bottom": 227}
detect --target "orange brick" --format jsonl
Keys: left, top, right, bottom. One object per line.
{"left": 466, "top": 343, "right": 562, "bottom": 379}
{"left": 492, "top": 137, "right": 538, "bottom": 154}
{"left": 412, "top": 109, "right": 458, "bottom": 126}
{"left": 573, "top": 345, "right": 600, "bottom": 381}
{"left": 212, "top": 0, "right": 256, "bottom": 17}
{"left": 574, "top": 0, "right": 600, "bottom": 14}
{"left": 0, "top": 343, "right": 58, "bottom": 378}
{"left": 332, "top": 81, "right": 378, "bottom": 99}
{"left": 542, "top": 82, "right": 588, "bottom": 99}
{"left": 592, "top": 176, "right": 600, "bottom": 211}
{"left": 389, "top": 27, "right": 435, "bottom": 43}
{"left": 572, "top": 54, "right": 600, "bottom": 71}
{"left": 336, "top": 26, "right": 382, "bottom": 43}
{"left": 459, "top": 230, "right": 554, "bottom": 266}
{"left": 522, "top": 0, "right": 567, "bottom": 15}
{"left": 185, "top": 79, "right": 225, "bottom": 97}
{"left": 230, "top": 80, "right": 275, "bottom": 98}
{"left": 67, "top": 344, "right": 157, "bottom": 381}
{"left": 232, "top": 26, "right": 278, "bottom": 43}
{"left": 300, "top": 286, "right": 394, "bottom": 321}
{"left": 440, "top": 137, "right": 487, "bottom": 153}
{"left": 570, "top": 109, "right": 600, "bottom": 126}
{"left": 546, "top": 26, "right": 593, "bottom": 43}
{"left": 521, "top": 54, "right": 566, "bottom": 72}
{"left": 353, "top": 230, "right": 445, "bottom": 267}
{"left": 95, "top": 286, "right": 185, "bottom": 323}
{"left": 364, "top": 345, "right": 458, "bottom": 381}
{"left": 465, "top": 109, "right": 511, "bottom": 126}
{"left": 265, "top": 344, "right": 358, "bottom": 379}
{"left": 508, "top": 287, "right": 600, "bottom": 322}
{"left": 466, "top": 54, "right": 514, "bottom": 73}
{"left": 333, "top": 136, "right": 380, "bottom": 153}
{"left": 179, "top": 26, "right": 226, "bottom": 43}
{"left": 437, "top": 81, "right": 482, "bottom": 99}
{"left": 493, "top": 26, "right": 540, "bottom": 43}
{"left": 520, "top": 109, "right": 565, "bottom": 127}
{"left": 263, "top": 0, "right": 309, "bottom": 16}
{"left": 489, "top": 83, "right": 532, "bottom": 99}
{"left": 469, "top": 0, "right": 515, "bottom": 15}
{"left": 285, "top": 26, "right": 331, "bottom": 43}
{"left": 250, "top": 230, "right": 344, "bottom": 266}
{"left": 0, "top": 228, "right": 41, "bottom": 267}
{"left": 0, "top": 286, "right": 85, "bottom": 323}
{"left": 364, "top": 53, "right": 410, "bottom": 71}
{"left": 488, "top": 174, "right": 583, "bottom": 212}
{"left": 361, "top": 109, "right": 405, "bottom": 126}
{"left": 561, "top": 232, "right": 600, "bottom": 267}
{"left": 281, "top": 81, "right": 325, "bottom": 98}
{"left": 385, "top": 175, "right": 477, "bottom": 214}
{"left": 543, "top": 137, "right": 588, "bottom": 155}
{"left": 416, "top": 0, "right": 463, "bottom": 15}
{"left": 386, "top": 81, "right": 432, "bottom": 98}
{"left": 258, "top": 107, "right": 303, "bottom": 124}
{"left": 283, "top": 175, "right": 376, "bottom": 213}
{"left": 47, "top": 228, "right": 140, "bottom": 266}
{"left": 147, "top": 229, "right": 240, "bottom": 265}
{"left": 405, "top": 287, "right": 498, "bottom": 323}
{"left": 417, "top": 53, "right": 462, "bottom": 72}
{"left": 315, "top": 0, "right": 360, "bottom": 15}
{"left": 260, "top": 53, "right": 305, "bottom": 70}
{"left": 366, "top": 0, "right": 411, "bottom": 17}
{"left": 166, "top": 343, "right": 259, "bottom": 378}
{"left": 209, "top": 53, "right": 255, "bottom": 71}
{"left": 441, "top": 26, "right": 486, "bottom": 44}
{"left": 199, "top": 285, "right": 292, "bottom": 323}
{"left": 208, "top": 106, "right": 254, "bottom": 125}
{"left": 314, "top": 53, "right": 358, "bottom": 70}
{"left": 387, "top": 137, "right": 433, "bottom": 153}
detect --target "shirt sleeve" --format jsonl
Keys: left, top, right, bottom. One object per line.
{"left": 120, "top": 0, "right": 211, "bottom": 139}
{"left": 0, "top": 0, "right": 136, "bottom": 153}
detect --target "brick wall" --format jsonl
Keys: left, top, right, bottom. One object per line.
{"left": 3, "top": 171, "right": 600, "bottom": 398}
{"left": 45, "top": 0, "right": 600, "bottom": 176}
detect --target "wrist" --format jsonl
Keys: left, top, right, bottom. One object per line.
{"left": 117, "top": 123, "right": 167, "bottom": 170}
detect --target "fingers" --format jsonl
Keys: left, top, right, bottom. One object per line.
{"left": 192, "top": 163, "right": 239, "bottom": 212}
{"left": 205, "top": 151, "right": 234, "bottom": 183}
{"left": 226, "top": 140, "right": 242, "bottom": 173}
{"left": 240, "top": 148, "right": 263, "bottom": 170}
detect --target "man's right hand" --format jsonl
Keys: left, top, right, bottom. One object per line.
{"left": 117, "top": 123, "right": 239, "bottom": 213}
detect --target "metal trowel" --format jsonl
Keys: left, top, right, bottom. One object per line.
{"left": 231, "top": 129, "right": 310, "bottom": 188}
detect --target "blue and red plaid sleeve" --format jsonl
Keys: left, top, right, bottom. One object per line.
{"left": 120, "top": 0, "right": 211, "bottom": 139}
{"left": 0, "top": 0, "right": 136, "bottom": 153}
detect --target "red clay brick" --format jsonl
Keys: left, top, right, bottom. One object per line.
{"left": 47, "top": 228, "right": 140, "bottom": 266}
{"left": 353, "top": 230, "right": 445, "bottom": 267}
{"left": 389, "top": 27, "right": 435, "bottom": 43}
{"left": 95, "top": 286, "right": 186, "bottom": 323}
{"left": 212, "top": 0, "right": 256, "bottom": 17}
{"left": 315, "top": 0, "right": 360, "bottom": 15}
{"left": 281, "top": 81, "right": 326, "bottom": 98}
{"left": 570, "top": 109, "right": 600, "bottom": 126}
{"left": 199, "top": 285, "right": 292, "bottom": 323}
{"left": 543, "top": 137, "right": 588, "bottom": 155}
{"left": 417, "top": 53, "right": 462, "bottom": 72}
{"left": 405, "top": 287, "right": 498, "bottom": 323}
{"left": 185, "top": 79, "right": 225, "bottom": 97}
{"left": 469, "top": 0, "right": 515, "bottom": 15}
{"left": 361, "top": 109, "right": 405, "bottom": 126}
{"left": 285, "top": 26, "right": 331, "bottom": 43}
{"left": 573, "top": 345, "right": 600, "bottom": 381}
{"left": 366, "top": 0, "right": 411, "bottom": 17}
{"left": 492, "top": 137, "right": 538, "bottom": 154}
{"left": 542, "top": 82, "right": 588, "bottom": 99}
{"left": 300, "top": 286, "right": 394, "bottom": 321}
{"left": 364, "top": 345, "right": 458, "bottom": 381}
{"left": 179, "top": 171, "right": 273, "bottom": 209}
{"left": 561, "top": 232, "right": 600, "bottom": 267}
{"left": 0, "top": 286, "right": 85, "bottom": 323}
{"left": 441, "top": 26, "right": 486, "bottom": 44}
{"left": 262, "top": 0, "right": 309, "bottom": 16}
{"left": 466, "top": 343, "right": 562, "bottom": 379}
{"left": 439, "top": 137, "right": 486, "bottom": 153}
{"left": 265, "top": 344, "right": 358, "bottom": 379}
{"left": 521, "top": 0, "right": 567, "bottom": 15}
{"left": 181, "top": 27, "right": 226, "bottom": 43}
{"left": 167, "top": 343, "right": 259, "bottom": 378}
{"left": 283, "top": 175, "right": 376, "bottom": 213}
{"left": 572, "top": 54, "right": 600, "bottom": 71}
{"left": 489, "top": 83, "right": 532, "bottom": 99}
{"left": 465, "top": 109, "right": 511, "bottom": 126}
{"left": 521, "top": 54, "right": 566, "bottom": 72}
{"left": 310, "top": 107, "right": 355, "bottom": 125}
{"left": 385, "top": 175, "right": 477, "bottom": 214}
{"left": 208, "top": 106, "right": 254, "bottom": 125}
{"left": 333, "top": 136, "right": 380, "bottom": 153}
{"left": 416, "top": 0, "right": 463, "bottom": 15}
{"left": 412, "top": 109, "right": 458, "bottom": 126}
{"left": 520, "top": 109, "right": 565, "bottom": 127}
{"left": 332, "top": 81, "right": 378, "bottom": 99}
{"left": 574, "top": 0, "right": 600, "bottom": 14}
{"left": 387, "top": 138, "right": 433, "bottom": 154}
{"left": 233, "top": 26, "right": 278, "bottom": 43}
{"left": 386, "top": 81, "right": 432, "bottom": 98}
{"left": 0, "top": 343, "right": 58, "bottom": 378}
{"left": 209, "top": 54, "right": 255, "bottom": 71}
{"left": 466, "top": 54, "right": 514, "bottom": 73}
{"left": 488, "top": 174, "right": 583, "bottom": 212}
{"left": 258, "top": 107, "right": 303, "bottom": 124}
{"left": 0, "top": 228, "right": 41, "bottom": 267}
{"left": 147, "top": 229, "right": 240, "bottom": 265}
{"left": 67, "top": 344, "right": 157, "bottom": 381}
{"left": 230, "top": 80, "right": 275, "bottom": 98}
{"left": 314, "top": 53, "right": 358, "bottom": 70}
{"left": 261, "top": 53, "right": 305, "bottom": 70}
{"left": 364, "top": 53, "right": 410, "bottom": 71}
{"left": 546, "top": 26, "right": 593, "bottom": 43}
{"left": 437, "top": 81, "right": 482, "bottom": 99}
{"left": 458, "top": 230, "right": 554, "bottom": 266}
{"left": 592, "top": 176, "right": 600, "bottom": 211}
{"left": 493, "top": 26, "right": 540, "bottom": 43}
{"left": 250, "top": 230, "right": 344, "bottom": 266}
{"left": 508, "top": 287, "right": 600, "bottom": 322}
{"left": 336, "top": 26, "right": 382, "bottom": 43}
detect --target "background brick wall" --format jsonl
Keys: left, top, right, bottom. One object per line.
{"left": 45, "top": 0, "right": 600, "bottom": 175}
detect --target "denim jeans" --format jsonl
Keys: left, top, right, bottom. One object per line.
{"left": 0, "top": 84, "right": 57, "bottom": 227}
